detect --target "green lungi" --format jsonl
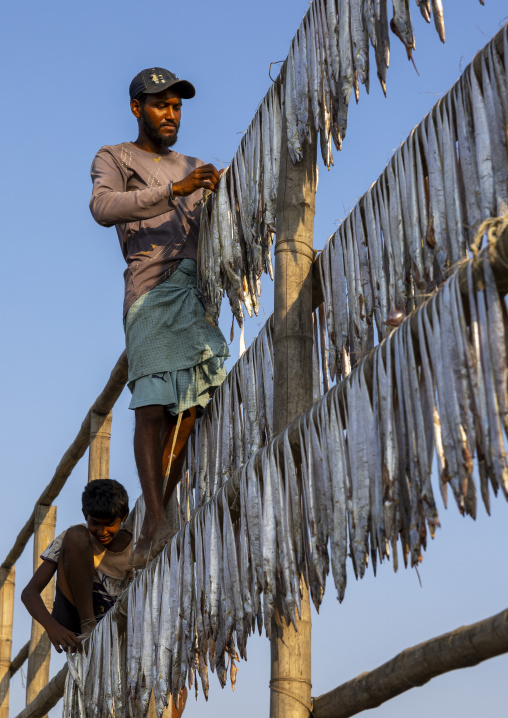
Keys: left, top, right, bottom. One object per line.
{"left": 124, "top": 259, "right": 229, "bottom": 414}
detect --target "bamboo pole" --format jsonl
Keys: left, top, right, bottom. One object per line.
{"left": 14, "top": 665, "right": 68, "bottom": 718}
{"left": 27, "top": 505, "right": 57, "bottom": 713}
{"left": 0, "top": 567, "right": 15, "bottom": 718}
{"left": 312, "top": 607, "right": 508, "bottom": 718}
{"left": 88, "top": 409, "right": 112, "bottom": 482}
{"left": 10, "top": 640, "right": 29, "bottom": 678}
{"left": 0, "top": 351, "right": 127, "bottom": 585}
{"left": 270, "top": 82, "right": 317, "bottom": 718}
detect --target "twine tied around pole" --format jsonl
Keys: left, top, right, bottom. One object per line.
{"left": 470, "top": 211, "right": 508, "bottom": 265}
{"left": 269, "top": 677, "right": 314, "bottom": 715}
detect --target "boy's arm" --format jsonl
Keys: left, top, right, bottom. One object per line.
{"left": 21, "top": 561, "right": 82, "bottom": 653}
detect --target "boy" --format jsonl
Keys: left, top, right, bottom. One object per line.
{"left": 21, "top": 479, "right": 132, "bottom": 653}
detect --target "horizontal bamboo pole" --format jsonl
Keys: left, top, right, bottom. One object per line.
{"left": 13, "top": 665, "right": 68, "bottom": 718}
{"left": 312, "top": 607, "right": 508, "bottom": 718}
{"left": 0, "top": 351, "right": 128, "bottom": 583}
{"left": 9, "top": 641, "right": 29, "bottom": 678}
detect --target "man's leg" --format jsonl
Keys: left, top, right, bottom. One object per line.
{"left": 130, "top": 405, "right": 196, "bottom": 568}
{"left": 131, "top": 405, "right": 170, "bottom": 566}
{"left": 58, "top": 526, "right": 96, "bottom": 635}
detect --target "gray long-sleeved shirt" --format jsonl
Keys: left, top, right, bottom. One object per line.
{"left": 90, "top": 142, "right": 205, "bottom": 316}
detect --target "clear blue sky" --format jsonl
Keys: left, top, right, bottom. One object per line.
{"left": 1, "top": 1, "right": 508, "bottom": 716}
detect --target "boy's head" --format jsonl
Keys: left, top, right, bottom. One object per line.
{"left": 81, "top": 479, "right": 129, "bottom": 546}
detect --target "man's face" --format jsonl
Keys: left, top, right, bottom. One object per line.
{"left": 131, "top": 88, "right": 182, "bottom": 149}
{"left": 85, "top": 515, "right": 125, "bottom": 547}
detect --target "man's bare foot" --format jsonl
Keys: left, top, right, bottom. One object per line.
{"left": 128, "top": 520, "right": 175, "bottom": 569}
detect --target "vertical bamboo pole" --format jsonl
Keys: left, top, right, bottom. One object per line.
{"left": 88, "top": 409, "right": 112, "bottom": 482}
{"left": 26, "top": 505, "right": 57, "bottom": 713}
{"left": 271, "top": 89, "right": 317, "bottom": 718}
{"left": 0, "top": 566, "right": 15, "bottom": 718}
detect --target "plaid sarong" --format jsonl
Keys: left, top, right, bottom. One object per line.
{"left": 124, "top": 259, "right": 229, "bottom": 414}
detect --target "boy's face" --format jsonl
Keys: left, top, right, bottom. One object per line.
{"left": 85, "top": 515, "right": 125, "bottom": 547}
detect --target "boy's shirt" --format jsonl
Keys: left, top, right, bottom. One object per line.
{"left": 41, "top": 525, "right": 132, "bottom": 616}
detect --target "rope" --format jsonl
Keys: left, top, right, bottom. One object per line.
{"left": 270, "top": 677, "right": 312, "bottom": 686}
{"left": 269, "top": 680, "right": 314, "bottom": 715}
{"left": 470, "top": 212, "right": 508, "bottom": 265}
{"left": 162, "top": 411, "right": 183, "bottom": 497}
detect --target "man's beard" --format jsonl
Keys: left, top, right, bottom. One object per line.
{"left": 140, "top": 109, "right": 179, "bottom": 148}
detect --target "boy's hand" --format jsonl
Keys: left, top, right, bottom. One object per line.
{"left": 47, "top": 620, "right": 82, "bottom": 653}
{"left": 173, "top": 164, "right": 221, "bottom": 197}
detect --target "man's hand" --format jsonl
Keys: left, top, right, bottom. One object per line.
{"left": 173, "top": 164, "right": 222, "bottom": 197}
{"left": 47, "top": 618, "right": 82, "bottom": 653}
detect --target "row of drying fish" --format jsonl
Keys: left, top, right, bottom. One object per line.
{"left": 197, "top": 80, "right": 281, "bottom": 329}
{"left": 64, "top": 226, "right": 508, "bottom": 714}
{"left": 198, "top": 0, "right": 479, "bottom": 327}
{"left": 319, "top": 28, "right": 508, "bottom": 379}
{"left": 283, "top": 0, "right": 463, "bottom": 167}
{"left": 175, "top": 309, "right": 328, "bottom": 527}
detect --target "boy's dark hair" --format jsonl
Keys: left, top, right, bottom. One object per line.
{"left": 81, "top": 479, "right": 129, "bottom": 520}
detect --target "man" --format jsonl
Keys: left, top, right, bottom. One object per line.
{"left": 90, "top": 68, "right": 229, "bottom": 568}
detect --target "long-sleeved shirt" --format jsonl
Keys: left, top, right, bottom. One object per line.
{"left": 90, "top": 142, "right": 205, "bottom": 316}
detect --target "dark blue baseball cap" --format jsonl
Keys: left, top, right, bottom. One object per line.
{"left": 129, "top": 67, "right": 196, "bottom": 101}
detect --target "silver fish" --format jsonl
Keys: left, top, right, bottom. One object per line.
{"left": 430, "top": 0, "right": 445, "bottom": 43}
{"left": 476, "top": 260, "right": 508, "bottom": 497}
{"left": 331, "top": 227, "right": 349, "bottom": 378}
{"left": 350, "top": 0, "right": 370, "bottom": 91}
{"left": 261, "top": 446, "right": 277, "bottom": 636}
{"left": 285, "top": 42, "right": 303, "bottom": 163}
{"left": 318, "top": 240, "right": 338, "bottom": 379}
{"left": 294, "top": 24, "right": 312, "bottom": 145}
{"left": 305, "top": 5, "right": 322, "bottom": 133}
{"left": 416, "top": 0, "right": 431, "bottom": 23}
{"left": 481, "top": 50, "right": 508, "bottom": 212}
{"left": 469, "top": 64, "right": 496, "bottom": 220}
{"left": 425, "top": 112, "right": 448, "bottom": 275}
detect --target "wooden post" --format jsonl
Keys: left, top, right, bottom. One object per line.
{"left": 88, "top": 409, "right": 112, "bottom": 482}
{"left": 271, "top": 90, "right": 317, "bottom": 718}
{"left": 0, "top": 566, "right": 15, "bottom": 718}
{"left": 26, "top": 505, "right": 56, "bottom": 713}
